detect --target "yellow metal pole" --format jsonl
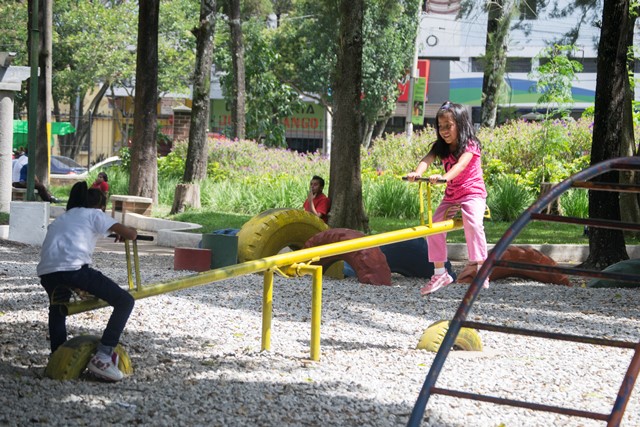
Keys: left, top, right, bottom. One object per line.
{"left": 125, "top": 240, "right": 134, "bottom": 290}
{"left": 427, "top": 183, "right": 433, "bottom": 227}
{"left": 261, "top": 269, "right": 274, "bottom": 352}
{"left": 309, "top": 265, "right": 323, "bottom": 361}
{"left": 281, "top": 263, "right": 324, "bottom": 361}
{"left": 133, "top": 240, "right": 142, "bottom": 291}
{"left": 65, "top": 219, "right": 462, "bottom": 315}
{"left": 419, "top": 181, "right": 425, "bottom": 226}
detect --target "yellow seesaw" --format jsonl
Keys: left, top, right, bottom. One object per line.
{"left": 47, "top": 179, "right": 469, "bottom": 379}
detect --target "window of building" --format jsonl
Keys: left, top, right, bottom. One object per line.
{"left": 470, "top": 57, "right": 531, "bottom": 73}
{"left": 506, "top": 57, "right": 532, "bottom": 72}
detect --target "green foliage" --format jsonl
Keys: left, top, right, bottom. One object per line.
{"left": 479, "top": 118, "right": 593, "bottom": 188}
{"left": 215, "top": 19, "right": 301, "bottom": 147}
{"left": 274, "top": 0, "right": 421, "bottom": 133}
{"left": 362, "top": 175, "right": 421, "bottom": 219}
{"left": 157, "top": 152, "right": 187, "bottom": 180}
{"left": 486, "top": 174, "right": 534, "bottom": 221}
{"left": 361, "top": 128, "right": 437, "bottom": 175}
{"left": 560, "top": 189, "right": 589, "bottom": 218}
{"left": 530, "top": 44, "right": 583, "bottom": 117}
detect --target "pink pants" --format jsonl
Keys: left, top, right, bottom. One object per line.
{"left": 427, "top": 196, "right": 488, "bottom": 264}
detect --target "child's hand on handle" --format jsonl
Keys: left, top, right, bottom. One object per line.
{"left": 428, "top": 174, "right": 447, "bottom": 184}
{"left": 406, "top": 171, "right": 422, "bottom": 182}
{"left": 108, "top": 223, "right": 138, "bottom": 243}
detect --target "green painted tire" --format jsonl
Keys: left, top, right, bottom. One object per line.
{"left": 44, "top": 335, "right": 132, "bottom": 380}
{"left": 237, "top": 208, "right": 328, "bottom": 262}
{"left": 416, "top": 320, "right": 483, "bottom": 352}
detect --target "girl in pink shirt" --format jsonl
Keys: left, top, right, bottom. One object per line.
{"left": 407, "top": 101, "right": 488, "bottom": 295}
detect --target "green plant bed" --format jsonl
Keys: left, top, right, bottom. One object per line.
{"left": 171, "top": 211, "right": 639, "bottom": 245}
{"left": 369, "top": 217, "right": 595, "bottom": 244}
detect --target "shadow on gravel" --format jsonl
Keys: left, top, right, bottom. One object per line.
{"left": 0, "top": 320, "right": 470, "bottom": 427}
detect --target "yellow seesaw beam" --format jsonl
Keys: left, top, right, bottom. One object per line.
{"left": 63, "top": 217, "right": 462, "bottom": 360}
{"left": 65, "top": 218, "right": 461, "bottom": 315}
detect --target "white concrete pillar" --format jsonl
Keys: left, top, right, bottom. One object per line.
{"left": 0, "top": 90, "right": 13, "bottom": 213}
{"left": 9, "top": 201, "right": 50, "bottom": 246}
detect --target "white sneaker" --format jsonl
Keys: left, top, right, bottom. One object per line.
{"left": 88, "top": 351, "right": 123, "bottom": 382}
{"left": 421, "top": 272, "right": 453, "bottom": 296}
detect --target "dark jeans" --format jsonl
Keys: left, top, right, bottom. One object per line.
{"left": 40, "top": 265, "right": 135, "bottom": 353}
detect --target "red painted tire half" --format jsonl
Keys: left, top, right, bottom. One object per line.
{"left": 304, "top": 228, "right": 392, "bottom": 286}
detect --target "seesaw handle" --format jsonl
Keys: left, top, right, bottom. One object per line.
{"left": 108, "top": 234, "right": 154, "bottom": 241}
{"left": 402, "top": 176, "right": 447, "bottom": 183}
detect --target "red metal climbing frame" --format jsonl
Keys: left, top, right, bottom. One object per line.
{"left": 408, "top": 156, "right": 640, "bottom": 427}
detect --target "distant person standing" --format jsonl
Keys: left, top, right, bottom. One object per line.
{"left": 91, "top": 172, "right": 109, "bottom": 194}
{"left": 303, "top": 175, "right": 331, "bottom": 223}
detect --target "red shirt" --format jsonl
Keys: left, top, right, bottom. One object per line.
{"left": 91, "top": 181, "right": 109, "bottom": 193}
{"left": 303, "top": 192, "right": 331, "bottom": 223}
{"left": 441, "top": 141, "right": 486, "bottom": 202}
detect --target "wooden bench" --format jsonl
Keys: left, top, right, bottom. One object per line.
{"left": 110, "top": 195, "right": 153, "bottom": 224}
{"left": 11, "top": 187, "right": 41, "bottom": 201}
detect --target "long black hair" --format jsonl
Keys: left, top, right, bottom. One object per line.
{"left": 66, "top": 183, "right": 108, "bottom": 211}
{"left": 66, "top": 182, "right": 88, "bottom": 210}
{"left": 431, "top": 101, "right": 481, "bottom": 160}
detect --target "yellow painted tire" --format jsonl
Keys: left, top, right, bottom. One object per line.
{"left": 44, "top": 335, "right": 133, "bottom": 380}
{"left": 237, "top": 208, "right": 329, "bottom": 262}
{"left": 416, "top": 320, "right": 483, "bottom": 352}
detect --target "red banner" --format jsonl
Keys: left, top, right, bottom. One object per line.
{"left": 397, "top": 59, "right": 430, "bottom": 102}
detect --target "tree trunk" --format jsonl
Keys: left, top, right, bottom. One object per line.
{"left": 171, "top": 0, "right": 216, "bottom": 215}
{"left": 171, "top": 183, "right": 201, "bottom": 213}
{"left": 619, "top": 11, "right": 640, "bottom": 239}
{"left": 329, "top": 0, "right": 368, "bottom": 232}
{"left": 372, "top": 116, "right": 389, "bottom": 142}
{"left": 360, "top": 119, "right": 375, "bottom": 148}
{"left": 480, "top": 0, "right": 514, "bottom": 129}
{"left": 580, "top": 0, "right": 632, "bottom": 269}
{"left": 229, "top": 0, "right": 246, "bottom": 140}
{"left": 36, "top": 0, "right": 52, "bottom": 185}
{"left": 129, "top": 0, "right": 159, "bottom": 201}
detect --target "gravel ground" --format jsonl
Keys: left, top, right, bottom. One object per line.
{"left": 1, "top": 238, "right": 640, "bottom": 426}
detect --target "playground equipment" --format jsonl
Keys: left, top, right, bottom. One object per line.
{"left": 407, "top": 157, "right": 640, "bottom": 427}
{"left": 48, "top": 178, "right": 462, "bottom": 379}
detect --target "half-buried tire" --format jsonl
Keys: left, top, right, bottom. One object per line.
{"left": 44, "top": 335, "right": 132, "bottom": 380}
{"left": 237, "top": 208, "right": 329, "bottom": 262}
{"left": 304, "top": 228, "right": 392, "bottom": 286}
{"left": 416, "top": 320, "right": 483, "bottom": 352}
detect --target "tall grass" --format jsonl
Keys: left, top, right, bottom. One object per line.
{"left": 486, "top": 175, "right": 534, "bottom": 221}
{"left": 560, "top": 188, "right": 589, "bottom": 218}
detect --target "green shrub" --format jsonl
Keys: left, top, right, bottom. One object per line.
{"left": 559, "top": 188, "right": 588, "bottom": 218}
{"left": 363, "top": 175, "right": 420, "bottom": 219}
{"left": 487, "top": 174, "right": 535, "bottom": 221}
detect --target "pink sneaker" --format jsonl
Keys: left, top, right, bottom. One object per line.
{"left": 421, "top": 272, "right": 453, "bottom": 296}
{"left": 482, "top": 278, "right": 489, "bottom": 289}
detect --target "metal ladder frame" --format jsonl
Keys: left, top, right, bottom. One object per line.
{"left": 408, "top": 156, "right": 640, "bottom": 427}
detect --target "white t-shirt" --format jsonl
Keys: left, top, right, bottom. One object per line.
{"left": 12, "top": 155, "right": 28, "bottom": 182}
{"left": 37, "top": 207, "right": 118, "bottom": 276}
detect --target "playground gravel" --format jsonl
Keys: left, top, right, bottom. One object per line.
{"left": 1, "top": 238, "right": 640, "bottom": 427}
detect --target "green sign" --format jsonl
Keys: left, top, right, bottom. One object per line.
{"left": 411, "top": 77, "right": 427, "bottom": 126}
